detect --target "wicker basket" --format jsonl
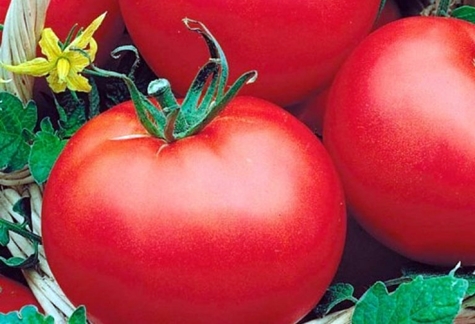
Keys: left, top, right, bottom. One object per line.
{"left": 0, "top": 0, "right": 75, "bottom": 322}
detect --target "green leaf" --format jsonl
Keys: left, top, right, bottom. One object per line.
{"left": 402, "top": 261, "right": 475, "bottom": 297}
{"left": 353, "top": 275, "right": 468, "bottom": 324}
{"left": 0, "top": 93, "right": 37, "bottom": 171}
{"left": 314, "top": 283, "right": 357, "bottom": 316}
{"left": 452, "top": 6, "right": 475, "bottom": 23}
{"left": 67, "top": 306, "right": 87, "bottom": 324}
{"left": 0, "top": 305, "right": 54, "bottom": 324}
{"left": 0, "top": 305, "right": 87, "bottom": 324}
{"left": 29, "top": 118, "right": 67, "bottom": 184}
{"left": 55, "top": 94, "right": 87, "bottom": 138}
{"left": 87, "top": 78, "right": 100, "bottom": 120}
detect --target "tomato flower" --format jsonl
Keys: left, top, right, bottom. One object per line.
{"left": 2, "top": 13, "right": 106, "bottom": 93}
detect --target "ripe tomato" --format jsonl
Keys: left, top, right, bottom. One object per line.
{"left": 41, "top": 95, "right": 346, "bottom": 323}
{"left": 0, "top": 0, "right": 124, "bottom": 66}
{"left": 0, "top": 275, "right": 41, "bottom": 313}
{"left": 323, "top": 16, "right": 475, "bottom": 266}
{"left": 118, "top": 0, "right": 380, "bottom": 107}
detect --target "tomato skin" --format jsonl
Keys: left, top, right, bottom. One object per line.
{"left": 323, "top": 16, "right": 475, "bottom": 266}
{"left": 118, "top": 0, "right": 380, "bottom": 107}
{"left": 0, "top": 275, "right": 41, "bottom": 313}
{"left": 42, "top": 96, "right": 346, "bottom": 323}
{"left": 0, "top": 0, "right": 124, "bottom": 65}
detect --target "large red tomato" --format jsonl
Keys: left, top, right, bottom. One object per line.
{"left": 0, "top": 275, "right": 41, "bottom": 313}
{"left": 323, "top": 16, "right": 475, "bottom": 266}
{"left": 0, "top": 0, "right": 124, "bottom": 66}
{"left": 41, "top": 95, "right": 346, "bottom": 323}
{"left": 118, "top": 0, "right": 380, "bottom": 107}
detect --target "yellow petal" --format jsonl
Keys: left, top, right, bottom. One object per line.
{"left": 65, "top": 73, "right": 91, "bottom": 93}
{"left": 2, "top": 58, "right": 55, "bottom": 76}
{"left": 68, "top": 13, "right": 106, "bottom": 50}
{"left": 46, "top": 70, "right": 67, "bottom": 93}
{"left": 56, "top": 58, "right": 71, "bottom": 82}
{"left": 87, "top": 37, "right": 98, "bottom": 63}
{"left": 39, "top": 28, "right": 62, "bottom": 61}
{"left": 64, "top": 49, "right": 93, "bottom": 72}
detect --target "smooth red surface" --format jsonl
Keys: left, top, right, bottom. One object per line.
{"left": 0, "top": 275, "right": 41, "bottom": 313}
{"left": 42, "top": 96, "right": 346, "bottom": 323}
{"left": 118, "top": 0, "right": 380, "bottom": 107}
{"left": 323, "top": 16, "right": 475, "bottom": 266}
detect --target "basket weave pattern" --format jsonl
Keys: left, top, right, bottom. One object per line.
{"left": 0, "top": 0, "right": 74, "bottom": 322}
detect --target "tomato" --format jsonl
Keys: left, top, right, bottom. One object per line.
{"left": 41, "top": 93, "right": 346, "bottom": 323}
{"left": 292, "top": 0, "right": 402, "bottom": 135}
{"left": 118, "top": 0, "right": 380, "bottom": 107}
{"left": 0, "top": 0, "right": 124, "bottom": 66}
{"left": 0, "top": 275, "right": 41, "bottom": 313}
{"left": 323, "top": 16, "right": 475, "bottom": 266}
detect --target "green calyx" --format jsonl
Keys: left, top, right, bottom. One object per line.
{"left": 95, "top": 19, "right": 257, "bottom": 143}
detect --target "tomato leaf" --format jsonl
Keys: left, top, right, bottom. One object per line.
{"left": 452, "top": 6, "right": 475, "bottom": 23}
{"left": 314, "top": 283, "right": 357, "bottom": 316}
{"left": 67, "top": 306, "right": 87, "bottom": 324}
{"left": 87, "top": 79, "right": 100, "bottom": 120}
{"left": 55, "top": 94, "right": 87, "bottom": 139}
{"left": 0, "top": 92, "right": 37, "bottom": 172}
{"left": 29, "top": 118, "right": 67, "bottom": 184}
{"left": 0, "top": 305, "right": 87, "bottom": 324}
{"left": 401, "top": 262, "right": 475, "bottom": 297}
{"left": 352, "top": 274, "right": 468, "bottom": 324}
{"left": 0, "top": 305, "right": 54, "bottom": 323}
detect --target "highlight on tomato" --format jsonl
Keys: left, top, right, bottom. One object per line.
{"left": 323, "top": 16, "right": 475, "bottom": 266}
{"left": 41, "top": 19, "right": 347, "bottom": 323}
{"left": 118, "top": 0, "right": 381, "bottom": 107}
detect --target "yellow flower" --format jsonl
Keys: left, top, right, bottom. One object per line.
{"left": 2, "top": 13, "right": 106, "bottom": 93}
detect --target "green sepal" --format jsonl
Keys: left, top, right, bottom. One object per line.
{"left": 92, "top": 19, "right": 257, "bottom": 143}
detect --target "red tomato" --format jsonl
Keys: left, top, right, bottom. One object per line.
{"left": 41, "top": 96, "right": 346, "bottom": 323}
{"left": 0, "top": 0, "right": 124, "bottom": 66}
{"left": 323, "top": 16, "right": 475, "bottom": 266}
{"left": 118, "top": 0, "right": 380, "bottom": 107}
{"left": 292, "top": 0, "right": 402, "bottom": 135}
{"left": 0, "top": 275, "right": 41, "bottom": 313}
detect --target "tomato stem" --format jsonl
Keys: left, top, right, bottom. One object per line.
{"left": 87, "top": 19, "right": 257, "bottom": 143}
{"left": 148, "top": 79, "right": 180, "bottom": 142}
